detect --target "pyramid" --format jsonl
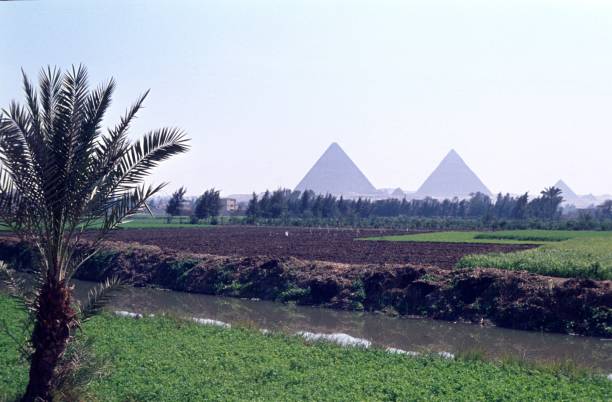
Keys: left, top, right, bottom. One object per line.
{"left": 295, "top": 143, "right": 376, "bottom": 195}
{"left": 554, "top": 180, "right": 579, "bottom": 203}
{"left": 416, "top": 149, "right": 491, "bottom": 198}
{"left": 391, "top": 188, "right": 405, "bottom": 198}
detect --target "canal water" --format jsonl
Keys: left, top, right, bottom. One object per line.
{"left": 70, "top": 279, "right": 611, "bottom": 371}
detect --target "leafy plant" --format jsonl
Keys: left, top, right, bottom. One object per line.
{"left": 2, "top": 297, "right": 609, "bottom": 402}
{"left": 0, "top": 65, "right": 189, "bottom": 401}
{"left": 457, "top": 236, "right": 612, "bottom": 280}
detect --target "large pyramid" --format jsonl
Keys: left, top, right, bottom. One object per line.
{"left": 295, "top": 143, "right": 376, "bottom": 196}
{"left": 554, "top": 180, "right": 579, "bottom": 203}
{"left": 416, "top": 149, "right": 491, "bottom": 198}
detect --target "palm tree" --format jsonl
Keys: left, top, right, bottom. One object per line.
{"left": 541, "top": 186, "right": 563, "bottom": 200}
{"left": 540, "top": 186, "right": 564, "bottom": 219}
{"left": 0, "top": 65, "right": 189, "bottom": 401}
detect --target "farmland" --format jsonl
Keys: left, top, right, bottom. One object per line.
{"left": 458, "top": 236, "right": 612, "bottom": 280}
{"left": 363, "top": 230, "right": 609, "bottom": 244}
{"left": 101, "top": 227, "right": 612, "bottom": 279}
{"left": 367, "top": 230, "right": 612, "bottom": 280}
{"left": 1, "top": 296, "right": 610, "bottom": 402}
{"left": 1, "top": 226, "right": 610, "bottom": 337}
{"left": 118, "top": 217, "right": 211, "bottom": 229}
{"left": 1, "top": 225, "right": 609, "bottom": 336}
{"left": 102, "top": 226, "right": 533, "bottom": 268}
{"left": 108, "top": 216, "right": 213, "bottom": 229}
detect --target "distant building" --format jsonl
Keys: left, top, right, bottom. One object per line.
{"left": 220, "top": 198, "right": 237, "bottom": 213}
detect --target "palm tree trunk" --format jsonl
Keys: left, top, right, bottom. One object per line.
{"left": 22, "top": 281, "right": 75, "bottom": 402}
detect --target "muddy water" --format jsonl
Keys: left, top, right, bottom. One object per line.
{"left": 69, "top": 279, "right": 612, "bottom": 371}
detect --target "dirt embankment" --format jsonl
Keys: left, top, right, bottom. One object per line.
{"left": 1, "top": 237, "right": 609, "bottom": 337}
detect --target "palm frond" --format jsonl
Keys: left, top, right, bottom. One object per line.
{"left": 85, "top": 127, "right": 187, "bottom": 219}
{"left": 0, "top": 262, "right": 38, "bottom": 361}
{"left": 21, "top": 68, "right": 41, "bottom": 138}
{"left": 52, "top": 336, "right": 109, "bottom": 400}
{"left": 0, "top": 261, "right": 42, "bottom": 318}
{"left": 62, "top": 79, "right": 115, "bottom": 225}
{"left": 78, "top": 276, "right": 123, "bottom": 322}
{"left": 105, "top": 127, "right": 188, "bottom": 193}
{"left": 90, "top": 91, "right": 149, "bottom": 179}
{"left": 0, "top": 103, "right": 44, "bottom": 194}
{"left": 39, "top": 65, "right": 62, "bottom": 137}
{"left": 106, "top": 90, "right": 149, "bottom": 144}
{"left": 0, "top": 261, "right": 26, "bottom": 299}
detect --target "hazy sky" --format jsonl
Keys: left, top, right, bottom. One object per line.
{"left": 2, "top": 0, "right": 611, "bottom": 196}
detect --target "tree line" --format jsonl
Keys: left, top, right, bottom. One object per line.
{"left": 165, "top": 187, "right": 222, "bottom": 222}
{"left": 245, "top": 187, "right": 567, "bottom": 221}
{"left": 161, "top": 185, "right": 612, "bottom": 229}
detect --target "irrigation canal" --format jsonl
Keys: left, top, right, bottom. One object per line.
{"left": 69, "top": 279, "right": 611, "bottom": 372}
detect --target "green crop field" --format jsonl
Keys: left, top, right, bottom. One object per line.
{"left": 457, "top": 236, "right": 612, "bottom": 280}
{"left": 0, "top": 216, "right": 215, "bottom": 231}
{"left": 74, "top": 216, "right": 214, "bottom": 230}
{"left": 364, "top": 230, "right": 612, "bottom": 280}
{"left": 0, "top": 297, "right": 609, "bottom": 401}
{"left": 363, "top": 230, "right": 609, "bottom": 244}
{"left": 116, "top": 217, "right": 212, "bottom": 229}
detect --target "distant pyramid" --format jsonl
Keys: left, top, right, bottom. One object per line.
{"left": 295, "top": 143, "right": 376, "bottom": 195}
{"left": 391, "top": 188, "right": 405, "bottom": 198}
{"left": 554, "top": 180, "right": 579, "bottom": 203}
{"left": 417, "top": 150, "right": 491, "bottom": 198}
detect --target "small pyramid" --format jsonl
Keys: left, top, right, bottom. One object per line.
{"left": 554, "top": 180, "right": 578, "bottom": 202}
{"left": 417, "top": 149, "right": 491, "bottom": 198}
{"left": 391, "top": 188, "right": 405, "bottom": 198}
{"left": 295, "top": 143, "right": 376, "bottom": 195}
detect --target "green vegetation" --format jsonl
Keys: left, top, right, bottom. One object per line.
{"left": 364, "top": 230, "right": 609, "bottom": 244}
{"left": 366, "top": 230, "right": 612, "bottom": 280}
{"left": 116, "top": 216, "right": 212, "bottom": 229}
{"left": 0, "top": 65, "right": 190, "bottom": 400}
{"left": 473, "top": 230, "right": 612, "bottom": 243}
{"left": 1, "top": 297, "right": 610, "bottom": 401}
{"left": 364, "top": 231, "right": 513, "bottom": 243}
{"left": 0, "top": 216, "right": 216, "bottom": 231}
{"left": 193, "top": 188, "right": 222, "bottom": 220}
{"left": 474, "top": 232, "right": 570, "bottom": 242}
{"left": 458, "top": 236, "right": 612, "bottom": 280}
{"left": 165, "top": 186, "right": 188, "bottom": 218}
{"left": 246, "top": 187, "right": 568, "bottom": 222}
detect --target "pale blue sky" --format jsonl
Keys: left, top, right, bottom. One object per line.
{"left": 1, "top": 0, "right": 611, "bottom": 196}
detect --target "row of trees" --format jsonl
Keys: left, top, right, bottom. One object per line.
{"left": 246, "top": 187, "right": 566, "bottom": 221}
{"left": 165, "top": 187, "right": 221, "bottom": 220}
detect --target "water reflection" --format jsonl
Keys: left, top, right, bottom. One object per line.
{"left": 71, "top": 279, "right": 611, "bottom": 371}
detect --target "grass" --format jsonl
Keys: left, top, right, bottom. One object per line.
{"left": 1, "top": 296, "right": 610, "bottom": 401}
{"left": 117, "top": 216, "right": 212, "bottom": 229}
{"left": 0, "top": 216, "right": 212, "bottom": 232}
{"left": 457, "top": 236, "right": 612, "bottom": 280}
{"left": 363, "top": 230, "right": 609, "bottom": 244}
{"left": 365, "top": 230, "right": 612, "bottom": 280}
{"left": 77, "top": 216, "right": 213, "bottom": 230}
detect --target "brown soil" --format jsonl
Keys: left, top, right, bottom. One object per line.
{"left": 102, "top": 226, "right": 535, "bottom": 268}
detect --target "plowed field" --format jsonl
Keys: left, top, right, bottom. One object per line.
{"left": 106, "top": 226, "right": 535, "bottom": 269}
